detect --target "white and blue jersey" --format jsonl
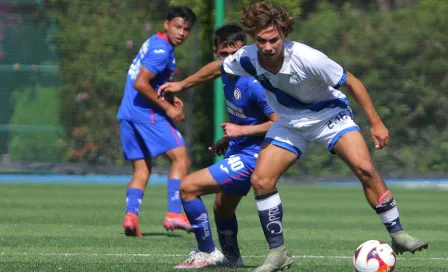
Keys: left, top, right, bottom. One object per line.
{"left": 117, "top": 33, "right": 185, "bottom": 160}
{"left": 221, "top": 41, "right": 360, "bottom": 156}
{"left": 208, "top": 75, "right": 273, "bottom": 195}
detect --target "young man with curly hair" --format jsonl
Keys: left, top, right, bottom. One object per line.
{"left": 158, "top": 2, "right": 428, "bottom": 271}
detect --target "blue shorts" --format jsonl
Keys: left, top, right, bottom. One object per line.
{"left": 119, "top": 119, "right": 185, "bottom": 160}
{"left": 208, "top": 153, "right": 258, "bottom": 196}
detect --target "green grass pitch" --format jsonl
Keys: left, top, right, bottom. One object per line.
{"left": 0, "top": 183, "right": 447, "bottom": 271}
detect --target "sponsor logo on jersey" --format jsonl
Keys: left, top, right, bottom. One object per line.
{"left": 226, "top": 100, "right": 247, "bottom": 118}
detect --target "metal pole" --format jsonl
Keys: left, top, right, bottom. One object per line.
{"left": 0, "top": 64, "right": 59, "bottom": 73}
{"left": 213, "top": 0, "right": 225, "bottom": 162}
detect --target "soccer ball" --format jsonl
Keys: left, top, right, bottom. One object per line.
{"left": 353, "top": 240, "right": 396, "bottom": 272}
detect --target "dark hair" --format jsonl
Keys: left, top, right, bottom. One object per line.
{"left": 166, "top": 6, "right": 197, "bottom": 25}
{"left": 213, "top": 24, "right": 246, "bottom": 48}
{"left": 240, "top": 2, "right": 294, "bottom": 38}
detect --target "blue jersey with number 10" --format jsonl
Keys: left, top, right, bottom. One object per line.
{"left": 222, "top": 74, "right": 273, "bottom": 157}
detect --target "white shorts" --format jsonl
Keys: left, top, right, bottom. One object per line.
{"left": 264, "top": 107, "right": 360, "bottom": 157}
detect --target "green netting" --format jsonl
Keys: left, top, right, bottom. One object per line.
{"left": 0, "top": 1, "right": 60, "bottom": 161}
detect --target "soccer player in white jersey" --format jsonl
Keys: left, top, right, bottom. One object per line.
{"left": 174, "top": 24, "right": 278, "bottom": 269}
{"left": 158, "top": 2, "right": 428, "bottom": 271}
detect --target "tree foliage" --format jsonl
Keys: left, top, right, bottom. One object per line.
{"left": 44, "top": 0, "right": 165, "bottom": 165}
{"left": 41, "top": 0, "right": 447, "bottom": 177}
{"left": 287, "top": 0, "right": 448, "bottom": 177}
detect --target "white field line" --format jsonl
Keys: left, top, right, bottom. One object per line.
{"left": 0, "top": 252, "right": 447, "bottom": 261}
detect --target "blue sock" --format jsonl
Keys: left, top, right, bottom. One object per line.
{"left": 215, "top": 215, "right": 240, "bottom": 261}
{"left": 182, "top": 198, "right": 215, "bottom": 253}
{"left": 125, "top": 188, "right": 144, "bottom": 216}
{"left": 167, "top": 179, "right": 182, "bottom": 214}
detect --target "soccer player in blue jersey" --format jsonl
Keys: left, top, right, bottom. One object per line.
{"left": 158, "top": 2, "right": 428, "bottom": 271}
{"left": 117, "top": 6, "right": 196, "bottom": 237}
{"left": 172, "top": 24, "right": 279, "bottom": 269}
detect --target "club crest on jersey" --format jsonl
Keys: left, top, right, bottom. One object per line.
{"left": 233, "top": 87, "right": 241, "bottom": 100}
{"left": 289, "top": 72, "right": 302, "bottom": 84}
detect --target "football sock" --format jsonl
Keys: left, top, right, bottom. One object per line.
{"left": 215, "top": 214, "right": 241, "bottom": 261}
{"left": 167, "top": 178, "right": 182, "bottom": 214}
{"left": 255, "top": 190, "right": 284, "bottom": 249}
{"left": 125, "top": 188, "right": 144, "bottom": 216}
{"left": 374, "top": 191, "right": 403, "bottom": 234}
{"left": 182, "top": 198, "right": 215, "bottom": 253}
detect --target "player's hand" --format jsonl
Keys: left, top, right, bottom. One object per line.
{"left": 157, "top": 81, "right": 184, "bottom": 99}
{"left": 165, "top": 105, "right": 185, "bottom": 123}
{"left": 221, "top": 123, "right": 244, "bottom": 138}
{"left": 209, "top": 138, "right": 229, "bottom": 156}
{"left": 172, "top": 96, "right": 184, "bottom": 110}
{"left": 370, "top": 121, "right": 389, "bottom": 149}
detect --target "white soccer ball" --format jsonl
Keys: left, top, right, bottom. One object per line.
{"left": 353, "top": 240, "right": 396, "bottom": 272}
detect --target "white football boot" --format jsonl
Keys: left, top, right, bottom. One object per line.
{"left": 174, "top": 248, "right": 227, "bottom": 269}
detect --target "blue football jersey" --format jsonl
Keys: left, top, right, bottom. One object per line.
{"left": 222, "top": 75, "right": 273, "bottom": 157}
{"left": 117, "top": 32, "right": 176, "bottom": 123}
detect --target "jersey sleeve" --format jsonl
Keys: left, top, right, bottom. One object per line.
{"left": 307, "top": 52, "right": 347, "bottom": 89}
{"left": 141, "top": 47, "right": 169, "bottom": 75}
{"left": 249, "top": 79, "right": 274, "bottom": 116}
{"left": 221, "top": 47, "right": 252, "bottom": 77}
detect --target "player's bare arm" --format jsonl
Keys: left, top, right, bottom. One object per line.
{"left": 134, "top": 66, "right": 184, "bottom": 123}
{"left": 221, "top": 112, "right": 279, "bottom": 138}
{"left": 158, "top": 59, "right": 224, "bottom": 97}
{"left": 344, "top": 72, "right": 389, "bottom": 149}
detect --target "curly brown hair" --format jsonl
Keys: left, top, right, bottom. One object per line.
{"left": 239, "top": 2, "right": 294, "bottom": 38}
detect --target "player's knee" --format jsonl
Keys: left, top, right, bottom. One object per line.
{"left": 179, "top": 156, "right": 191, "bottom": 171}
{"left": 179, "top": 180, "right": 189, "bottom": 200}
{"left": 132, "top": 169, "right": 150, "bottom": 185}
{"left": 251, "top": 172, "right": 275, "bottom": 194}
{"left": 179, "top": 178, "right": 197, "bottom": 201}
{"left": 172, "top": 156, "right": 191, "bottom": 173}
{"left": 355, "top": 160, "right": 378, "bottom": 182}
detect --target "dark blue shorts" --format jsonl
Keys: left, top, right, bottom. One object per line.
{"left": 119, "top": 119, "right": 185, "bottom": 160}
{"left": 208, "top": 154, "right": 257, "bottom": 196}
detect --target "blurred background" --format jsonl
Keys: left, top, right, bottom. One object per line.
{"left": 0, "top": 0, "right": 446, "bottom": 183}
